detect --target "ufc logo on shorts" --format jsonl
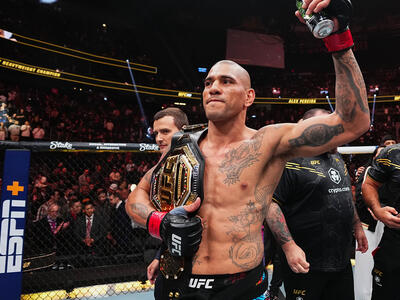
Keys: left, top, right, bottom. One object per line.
{"left": 171, "top": 233, "right": 182, "bottom": 256}
{"left": 0, "top": 199, "right": 25, "bottom": 274}
{"left": 188, "top": 278, "right": 214, "bottom": 289}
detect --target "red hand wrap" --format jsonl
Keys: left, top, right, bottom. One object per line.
{"left": 323, "top": 28, "right": 354, "bottom": 53}
{"left": 147, "top": 211, "right": 166, "bottom": 239}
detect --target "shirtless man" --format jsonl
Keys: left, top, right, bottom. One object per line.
{"left": 126, "top": 1, "right": 370, "bottom": 298}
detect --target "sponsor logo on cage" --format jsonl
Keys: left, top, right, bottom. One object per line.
{"left": 139, "top": 143, "right": 159, "bottom": 151}
{"left": 188, "top": 278, "right": 214, "bottom": 289}
{"left": 49, "top": 141, "right": 73, "bottom": 150}
{"left": 328, "top": 168, "right": 341, "bottom": 184}
{"left": 0, "top": 196, "right": 26, "bottom": 274}
{"left": 171, "top": 233, "right": 182, "bottom": 256}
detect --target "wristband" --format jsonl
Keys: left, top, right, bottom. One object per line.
{"left": 323, "top": 28, "right": 354, "bottom": 53}
{"left": 146, "top": 211, "right": 166, "bottom": 239}
{"left": 154, "top": 248, "right": 161, "bottom": 261}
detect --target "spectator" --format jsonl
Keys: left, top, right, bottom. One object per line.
{"left": 109, "top": 167, "right": 121, "bottom": 184}
{"left": 8, "top": 120, "right": 20, "bottom": 141}
{"left": 59, "top": 197, "right": 81, "bottom": 255}
{"left": 74, "top": 202, "right": 108, "bottom": 255}
{"left": 32, "top": 123, "right": 45, "bottom": 140}
{"left": 35, "top": 192, "right": 56, "bottom": 221}
{"left": 78, "top": 169, "right": 90, "bottom": 186}
{"left": 0, "top": 122, "right": 7, "bottom": 140}
{"left": 93, "top": 190, "right": 111, "bottom": 225}
{"left": 32, "top": 204, "right": 68, "bottom": 255}
{"left": 20, "top": 120, "right": 32, "bottom": 141}
{"left": 108, "top": 192, "right": 135, "bottom": 254}
{"left": 107, "top": 183, "right": 118, "bottom": 198}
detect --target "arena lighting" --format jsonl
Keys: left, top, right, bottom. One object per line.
{"left": 320, "top": 88, "right": 329, "bottom": 95}
{"left": 326, "top": 95, "right": 334, "bottom": 112}
{"left": 198, "top": 67, "right": 207, "bottom": 73}
{"left": 173, "top": 102, "right": 187, "bottom": 106}
{"left": 39, "top": 0, "right": 58, "bottom": 3}
{"left": 272, "top": 87, "right": 280, "bottom": 96}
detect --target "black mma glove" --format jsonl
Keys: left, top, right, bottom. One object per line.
{"left": 323, "top": 0, "right": 354, "bottom": 52}
{"left": 147, "top": 206, "right": 202, "bottom": 257}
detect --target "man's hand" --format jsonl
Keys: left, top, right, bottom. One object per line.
{"left": 354, "top": 226, "right": 368, "bottom": 253}
{"left": 295, "top": 0, "right": 332, "bottom": 23}
{"left": 147, "top": 198, "right": 203, "bottom": 257}
{"left": 281, "top": 240, "right": 310, "bottom": 273}
{"left": 355, "top": 166, "right": 365, "bottom": 180}
{"left": 302, "top": 0, "right": 331, "bottom": 15}
{"left": 84, "top": 237, "right": 94, "bottom": 247}
{"left": 374, "top": 206, "right": 400, "bottom": 229}
{"left": 147, "top": 258, "right": 160, "bottom": 284}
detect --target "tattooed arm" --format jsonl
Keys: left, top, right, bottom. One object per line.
{"left": 267, "top": 202, "right": 309, "bottom": 273}
{"left": 125, "top": 167, "right": 155, "bottom": 228}
{"left": 273, "top": 49, "right": 369, "bottom": 158}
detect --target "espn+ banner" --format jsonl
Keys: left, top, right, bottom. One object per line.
{"left": 0, "top": 150, "right": 30, "bottom": 300}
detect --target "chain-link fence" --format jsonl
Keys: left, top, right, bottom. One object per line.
{"left": 0, "top": 141, "right": 161, "bottom": 299}
{"left": 0, "top": 141, "right": 377, "bottom": 299}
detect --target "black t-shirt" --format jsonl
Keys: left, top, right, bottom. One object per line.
{"left": 273, "top": 152, "right": 354, "bottom": 271}
{"left": 355, "top": 166, "right": 378, "bottom": 231}
{"left": 367, "top": 144, "right": 400, "bottom": 238}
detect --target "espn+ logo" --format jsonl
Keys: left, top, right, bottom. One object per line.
{"left": 0, "top": 199, "right": 26, "bottom": 274}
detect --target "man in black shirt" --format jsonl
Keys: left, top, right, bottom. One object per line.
{"left": 362, "top": 143, "right": 400, "bottom": 299}
{"left": 353, "top": 134, "right": 396, "bottom": 300}
{"left": 266, "top": 109, "right": 368, "bottom": 300}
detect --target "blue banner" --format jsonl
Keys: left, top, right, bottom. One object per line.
{"left": 0, "top": 150, "right": 30, "bottom": 300}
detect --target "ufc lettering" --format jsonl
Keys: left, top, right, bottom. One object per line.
{"left": 171, "top": 233, "right": 182, "bottom": 256}
{"left": 0, "top": 199, "right": 25, "bottom": 274}
{"left": 188, "top": 278, "right": 215, "bottom": 289}
{"left": 293, "top": 289, "right": 306, "bottom": 296}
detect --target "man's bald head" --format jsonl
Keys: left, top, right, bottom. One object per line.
{"left": 210, "top": 60, "right": 251, "bottom": 89}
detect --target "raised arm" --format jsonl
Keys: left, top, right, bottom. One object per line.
{"left": 125, "top": 168, "right": 154, "bottom": 227}
{"left": 275, "top": 49, "right": 369, "bottom": 158}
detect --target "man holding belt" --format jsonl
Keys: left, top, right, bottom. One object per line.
{"left": 127, "top": 0, "right": 370, "bottom": 298}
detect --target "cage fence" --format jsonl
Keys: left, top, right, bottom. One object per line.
{"left": 0, "top": 141, "right": 161, "bottom": 299}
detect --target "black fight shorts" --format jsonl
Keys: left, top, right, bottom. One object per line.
{"left": 155, "top": 262, "right": 268, "bottom": 300}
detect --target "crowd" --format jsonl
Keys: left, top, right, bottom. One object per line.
{"left": 0, "top": 76, "right": 399, "bottom": 145}
{"left": 23, "top": 150, "right": 161, "bottom": 268}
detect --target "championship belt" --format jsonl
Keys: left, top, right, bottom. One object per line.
{"left": 150, "top": 124, "right": 206, "bottom": 279}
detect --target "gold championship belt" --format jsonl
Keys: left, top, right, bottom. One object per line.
{"left": 150, "top": 124, "right": 206, "bottom": 279}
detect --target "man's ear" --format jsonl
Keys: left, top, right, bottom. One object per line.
{"left": 245, "top": 88, "right": 255, "bottom": 107}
